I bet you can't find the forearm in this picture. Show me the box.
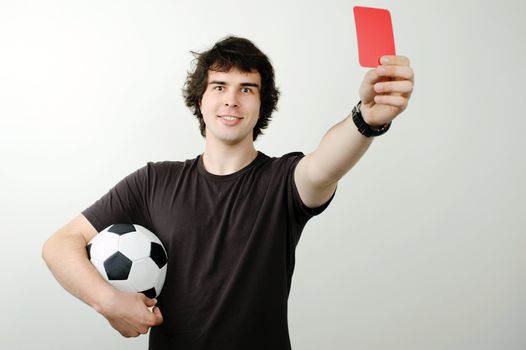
[309,113,373,185]
[42,231,115,313]
[306,54,414,187]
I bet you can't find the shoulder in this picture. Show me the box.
[131,156,199,184]
[146,160,185,172]
[264,151,305,164]
[146,156,199,174]
[247,152,305,186]
[264,151,305,172]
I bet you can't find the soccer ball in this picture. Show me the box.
[86,223,168,298]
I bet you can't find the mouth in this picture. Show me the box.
[218,115,243,121]
[217,115,243,126]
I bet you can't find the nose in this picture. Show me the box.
[224,91,239,108]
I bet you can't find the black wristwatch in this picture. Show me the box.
[352,101,391,137]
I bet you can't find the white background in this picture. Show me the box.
[1,0,525,349]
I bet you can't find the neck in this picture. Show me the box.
[202,138,258,175]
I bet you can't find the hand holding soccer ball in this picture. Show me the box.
[97,287,164,337]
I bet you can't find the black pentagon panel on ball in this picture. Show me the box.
[150,242,168,268]
[141,287,157,299]
[86,243,92,259]
[104,252,133,280]
[108,224,136,235]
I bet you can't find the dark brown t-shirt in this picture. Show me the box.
[82,151,335,349]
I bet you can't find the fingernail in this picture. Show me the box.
[380,56,389,64]
[375,83,384,92]
[377,66,386,74]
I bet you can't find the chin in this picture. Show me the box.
[206,127,253,145]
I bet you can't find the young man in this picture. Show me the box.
[43,36,414,349]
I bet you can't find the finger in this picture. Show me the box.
[122,330,139,338]
[380,55,410,66]
[362,68,381,86]
[145,306,163,327]
[376,65,414,81]
[138,326,150,335]
[152,306,164,325]
[144,297,158,307]
[373,94,407,109]
[374,80,414,94]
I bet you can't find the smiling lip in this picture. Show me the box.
[218,115,243,119]
[218,115,243,126]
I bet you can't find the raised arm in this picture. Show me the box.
[42,214,163,337]
[294,56,414,208]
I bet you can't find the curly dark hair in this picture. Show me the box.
[183,36,280,141]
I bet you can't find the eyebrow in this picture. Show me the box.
[209,80,260,89]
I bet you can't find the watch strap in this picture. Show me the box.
[352,101,391,137]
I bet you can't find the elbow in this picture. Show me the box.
[42,233,59,266]
[41,237,52,265]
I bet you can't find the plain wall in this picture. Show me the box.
[1,0,525,349]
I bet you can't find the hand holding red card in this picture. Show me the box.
[353,7,414,128]
[353,6,396,68]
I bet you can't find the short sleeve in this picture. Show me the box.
[81,164,152,233]
[283,152,336,220]
[281,152,336,246]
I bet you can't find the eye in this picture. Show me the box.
[213,85,224,91]
[241,87,252,93]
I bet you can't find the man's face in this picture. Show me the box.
[199,68,261,146]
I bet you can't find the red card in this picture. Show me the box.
[353,6,396,67]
